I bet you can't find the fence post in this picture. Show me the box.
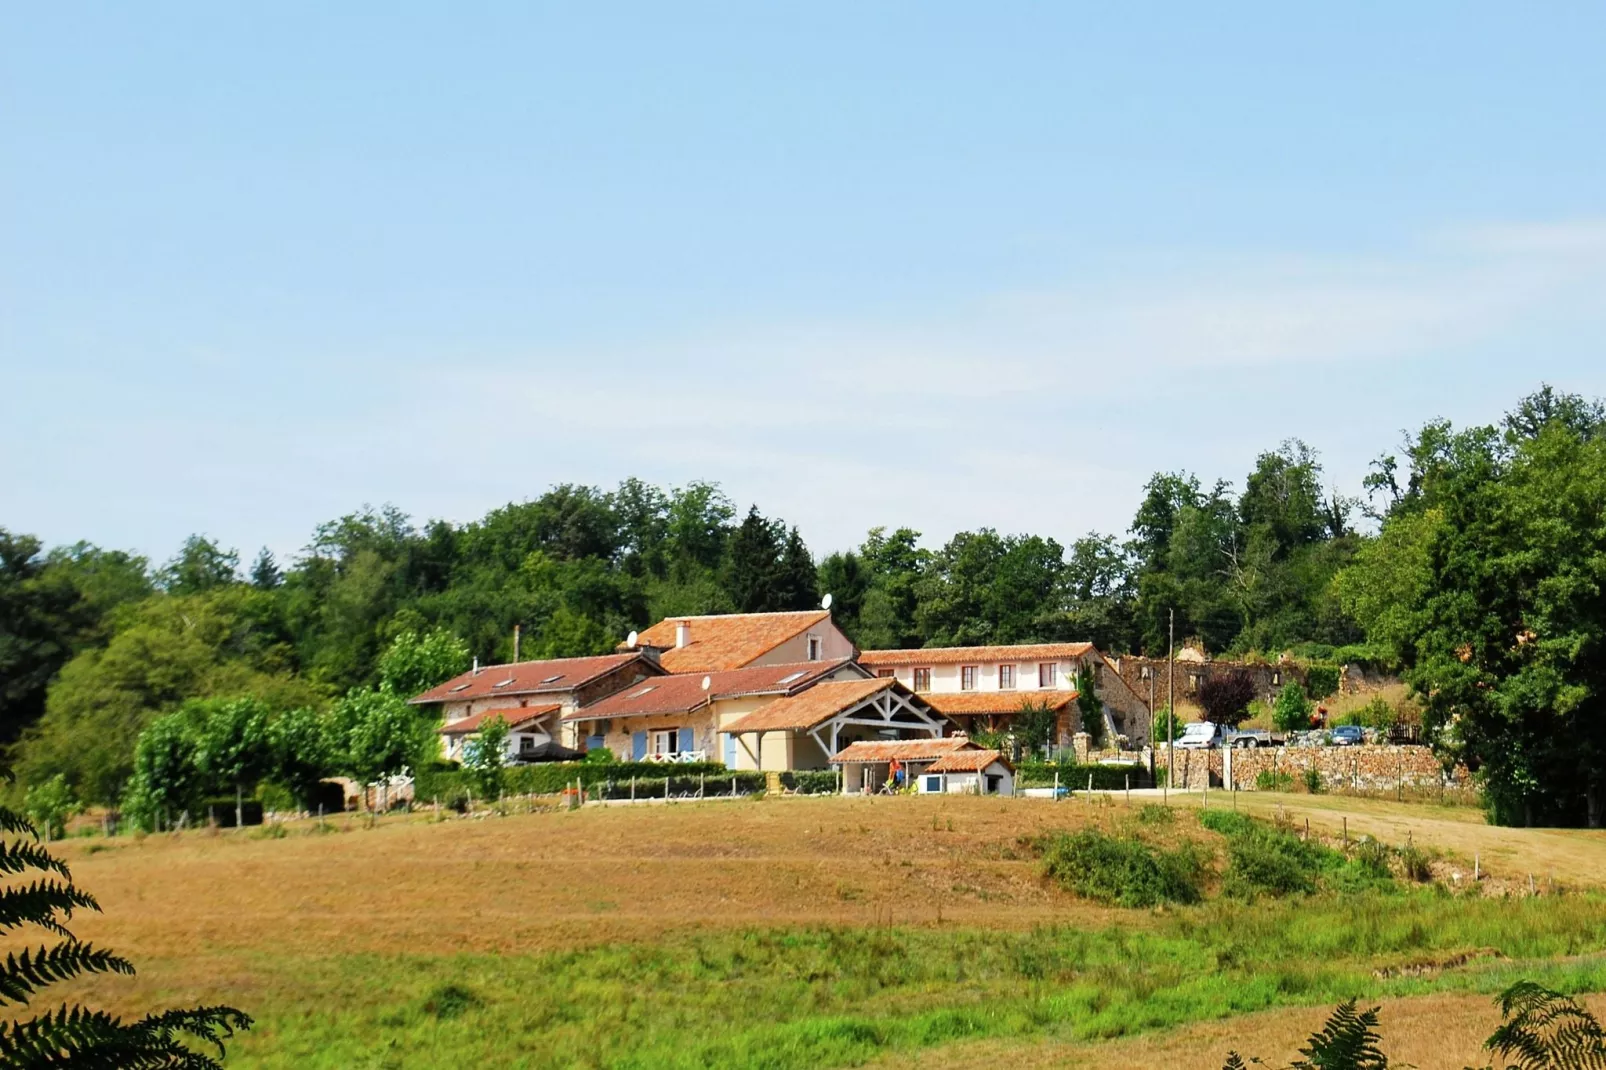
[700,773,705,800]
[1053,770,1059,800]
[630,777,635,802]
[732,774,737,797]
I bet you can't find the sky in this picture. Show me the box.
[5,3,1606,567]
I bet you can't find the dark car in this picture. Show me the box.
[1330,725,1365,747]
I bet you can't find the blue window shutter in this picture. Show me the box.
[678,727,694,753]
[631,731,647,760]
[724,734,736,767]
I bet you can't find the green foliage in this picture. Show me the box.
[123,713,206,831]
[1017,761,1147,791]
[189,696,272,803]
[1343,696,1397,731]
[1075,665,1105,749]
[1304,766,1325,794]
[1012,698,1059,755]
[582,747,616,764]
[1037,828,1205,907]
[1256,769,1295,792]
[22,775,78,840]
[267,706,338,810]
[1153,705,1184,742]
[1305,665,1341,700]
[378,628,470,698]
[1274,682,1314,732]
[779,770,838,794]
[334,688,435,790]
[413,760,734,803]
[157,535,240,595]
[462,715,509,799]
[0,769,251,1066]
[1198,811,1392,899]
[1482,980,1606,1069]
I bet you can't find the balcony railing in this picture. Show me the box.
[641,750,708,764]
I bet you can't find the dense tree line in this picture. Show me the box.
[6,387,1605,826]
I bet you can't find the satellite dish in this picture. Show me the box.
[701,675,712,691]
[626,630,639,648]
[821,593,833,610]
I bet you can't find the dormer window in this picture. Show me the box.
[806,634,822,661]
[629,685,657,698]
[778,671,806,684]
[542,674,564,684]
[492,677,515,688]
[448,682,471,693]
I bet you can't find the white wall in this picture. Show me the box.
[880,657,1089,694]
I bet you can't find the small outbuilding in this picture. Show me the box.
[920,748,1014,796]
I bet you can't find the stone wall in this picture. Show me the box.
[1155,744,1466,792]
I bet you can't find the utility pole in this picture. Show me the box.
[1147,668,1156,782]
[1167,609,1175,793]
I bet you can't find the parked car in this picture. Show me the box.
[1330,725,1365,747]
[1176,722,1274,749]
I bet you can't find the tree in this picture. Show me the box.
[1075,666,1105,749]
[462,715,509,800]
[157,536,240,594]
[1196,669,1257,727]
[1012,697,1059,757]
[123,713,205,832]
[816,550,870,638]
[22,774,79,840]
[721,507,785,613]
[0,769,252,1067]
[773,526,820,611]
[249,547,282,589]
[1273,681,1314,732]
[189,697,272,828]
[267,707,336,811]
[377,628,470,698]
[335,688,433,811]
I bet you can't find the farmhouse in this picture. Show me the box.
[410,651,664,760]
[830,737,1013,796]
[561,658,871,766]
[857,643,1151,745]
[625,609,855,673]
[720,677,954,773]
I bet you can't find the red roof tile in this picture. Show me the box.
[564,660,856,722]
[438,704,561,735]
[831,738,974,763]
[918,691,1076,717]
[925,748,1012,773]
[722,677,896,733]
[410,653,656,705]
[626,611,833,673]
[858,643,1095,667]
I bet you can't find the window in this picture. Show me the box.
[1039,663,1056,688]
[542,674,565,684]
[448,682,471,692]
[1271,671,1281,685]
[492,677,515,688]
[876,668,895,678]
[960,665,978,691]
[1140,666,1152,680]
[651,728,681,756]
[806,634,823,661]
[913,667,932,692]
[777,670,806,684]
[629,685,657,698]
[924,775,942,793]
[1188,674,1200,693]
[998,664,1015,690]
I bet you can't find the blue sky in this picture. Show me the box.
[5,3,1605,565]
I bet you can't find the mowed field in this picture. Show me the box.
[19,792,1606,1068]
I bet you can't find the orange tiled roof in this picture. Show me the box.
[564,660,855,722]
[627,610,832,673]
[438,704,560,735]
[918,691,1076,717]
[722,677,895,733]
[411,653,656,705]
[831,738,974,763]
[858,643,1095,667]
[925,748,1012,773]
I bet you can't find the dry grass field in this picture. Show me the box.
[18,792,1606,1068]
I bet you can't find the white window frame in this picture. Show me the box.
[650,729,680,756]
[960,665,978,691]
[998,664,1015,690]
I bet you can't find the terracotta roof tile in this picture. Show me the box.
[564,660,855,722]
[858,643,1095,668]
[925,748,1012,773]
[918,691,1076,717]
[722,677,896,733]
[627,610,832,673]
[438,704,561,735]
[411,653,656,705]
[831,738,974,763]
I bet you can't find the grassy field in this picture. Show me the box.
[17,792,1606,1068]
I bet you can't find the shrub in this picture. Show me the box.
[1038,829,1205,907]
[1197,670,1258,727]
[1398,844,1434,882]
[583,747,616,764]
[1153,707,1184,742]
[1199,809,1347,900]
[1255,769,1295,792]
[24,774,80,839]
[780,770,838,795]
[1305,665,1341,699]
[1018,761,1147,791]
[1272,682,1313,732]
[1303,766,1324,794]
[1354,696,1397,731]
[1136,804,1174,826]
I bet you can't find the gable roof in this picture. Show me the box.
[831,738,975,764]
[918,691,1076,717]
[627,610,833,673]
[858,643,1096,668]
[925,748,1012,773]
[722,677,896,733]
[563,659,857,722]
[410,653,656,705]
[438,704,561,736]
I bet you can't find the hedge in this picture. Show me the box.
[779,770,839,795]
[1017,762,1150,791]
[413,760,732,804]
[589,772,767,800]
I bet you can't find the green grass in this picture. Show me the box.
[213,891,1606,1069]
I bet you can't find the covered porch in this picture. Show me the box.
[720,678,953,773]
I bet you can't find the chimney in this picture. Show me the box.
[513,624,521,663]
[472,656,480,676]
[676,621,691,649]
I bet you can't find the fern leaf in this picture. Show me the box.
[0,878,102,936]
[1293,999,1389,1070]
[0,808,40,839]
[0,838,71,880]
[0,942,136,1006]
[1223,1053,1251,1070]
[1486,981,1606,1070]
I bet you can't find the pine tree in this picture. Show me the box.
[721,507,784,613]
[248,547,281,589]
[0,771,251,1067]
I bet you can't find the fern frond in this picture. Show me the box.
[0,837,71,880]
[1486,981,1606,1070]
[1292,999,1389,1070]
[0,1002,252,1069]
[1223,1053,1250,1070]
[0,942,136,1006]
[0,806,40,839]
[0,878,102,936]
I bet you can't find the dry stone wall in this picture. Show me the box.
[1155,743,1466,792]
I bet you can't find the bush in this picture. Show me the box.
[1038,829,1205,907]
[588,772,766,800]
[1398,844,1434,882]
[1018,762,1148,791]
[1305,665,1341,700]
[780,770,838,795]
[583,748,616,764]
[24,775,80,839]
[413,760,732,802]
[1199,810,1394,900]
[1273,682,1313,732]
[1255,769,1295,792]
[1303,766,1324,794]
